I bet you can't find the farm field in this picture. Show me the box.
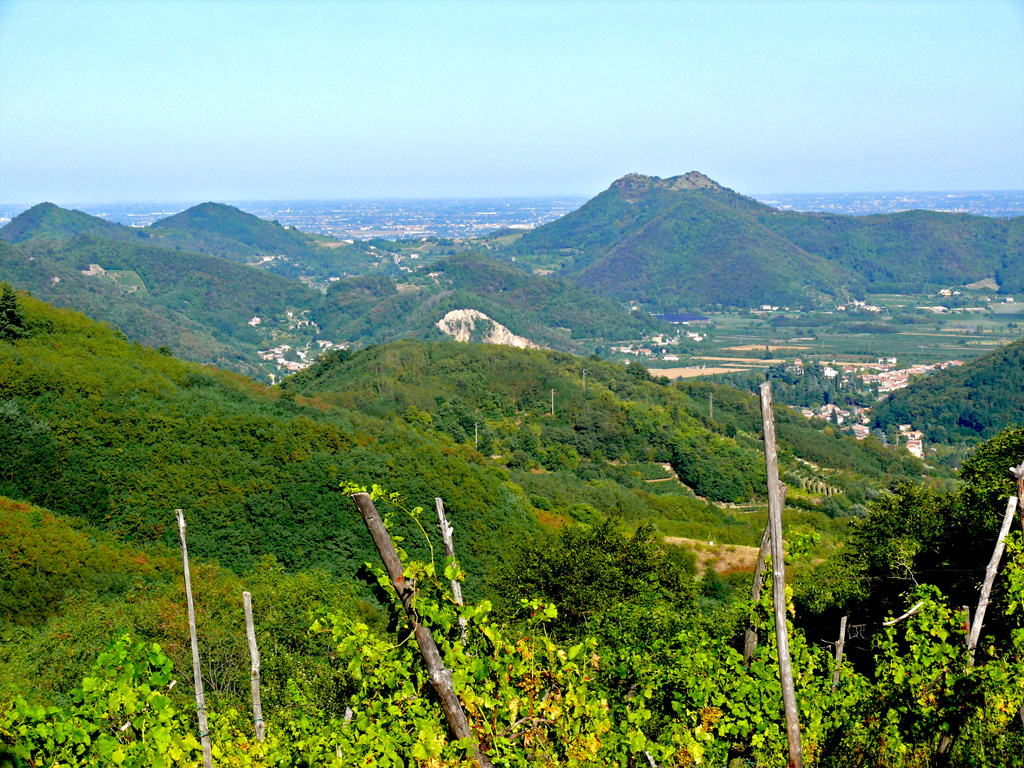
[642,291,1024,377]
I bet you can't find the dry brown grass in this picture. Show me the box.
[663,537,760,574]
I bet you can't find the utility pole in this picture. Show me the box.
[582,369,587,392]
[550,388,554,416]
[709,392,714,421]
[474,422,478,450]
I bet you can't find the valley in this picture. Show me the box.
[2,173,1023,766]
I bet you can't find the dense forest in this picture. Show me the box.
[499,173,1023,309]
[2,274,1024,763]
[873,339,1024,444]
[0,205,668,375]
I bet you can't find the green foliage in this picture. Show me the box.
[499,173,1023,309]
[312,251,664,354]
[873,339,1024,444]
[0,283,26,341]
[0,296,536,588]
[490,520,696,631]
[6,499,1023,766]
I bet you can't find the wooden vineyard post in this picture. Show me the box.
[758,382,804,768]
[242,591,265,741]
[351,492,492,768]
[743,523,771,666]
[1013,461,1024,525]
[743,486,785,667]
[966,494,1019,666]
[831,616,847,688]
[1013,461,1024,727]
[176,510,213,768]
[436,497,468,642]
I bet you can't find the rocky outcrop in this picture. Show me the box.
[436,309,540,349]
[610,172,722,202]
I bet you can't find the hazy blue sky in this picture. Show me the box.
[1,0,1022,203]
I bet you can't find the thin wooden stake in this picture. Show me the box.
[966,495,1018,666]
[758,382,804,768]
[883,600,925,627]
[242,591,264,742]
[176,509,212,768]
[436,497,468,642]
[831,616,847,688]
[352,492,492,768]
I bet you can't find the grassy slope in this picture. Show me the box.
[1,240,258,373]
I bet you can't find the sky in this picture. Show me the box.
[1,0,1022,203]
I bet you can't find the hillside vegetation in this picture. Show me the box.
[873,338,1024,443]
[3,290,1024,766]
[0,293,537,582]
[501,172,1023,309]
[0,201,372,280]
[284,339,927,519]
[313,252,665,353]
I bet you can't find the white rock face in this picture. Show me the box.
[436,309,540,349]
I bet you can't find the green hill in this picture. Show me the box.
[502,172,1023,309]
[0,293,537,583]
[1,201,375,281]
[872,338,1024,443]
[0,202,130,243]
[284,338,928,519]
[1,235,319,376]
[313,251,666,354]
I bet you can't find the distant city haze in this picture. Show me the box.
[1,1,1021,202]
[2,191,1020,241]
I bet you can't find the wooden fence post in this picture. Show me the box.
[966,495,1019,666]
[758,382,804,768]
[743,485,785,667]
[436,497,468,642]
[176,509,213,768]
[1011,461,1024,728]
[831,616,847,688]
[242,591,264,742]
[351,492,492,768]
[743,523,771,667]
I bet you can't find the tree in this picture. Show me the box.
[0,282,26,341]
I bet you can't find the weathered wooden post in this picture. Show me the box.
[436,497,468,642]
[966,495,1019,666]
[831,616,847,688]
[242,591,264,741]
[743,523,771,666]
[176,509,213,768]
[351,492,492,768]
[743,484,786,667]
[758,382,804,768]
[1013,461,1024,524]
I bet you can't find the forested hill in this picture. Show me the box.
[313,251,665,353]
[1,201,365,280]
[873,338,1024,443]
[0,292,537,582]
[0,202,128,242]
[499,172,1023,309]
[283,338,927,510]
[0,235,317,376]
